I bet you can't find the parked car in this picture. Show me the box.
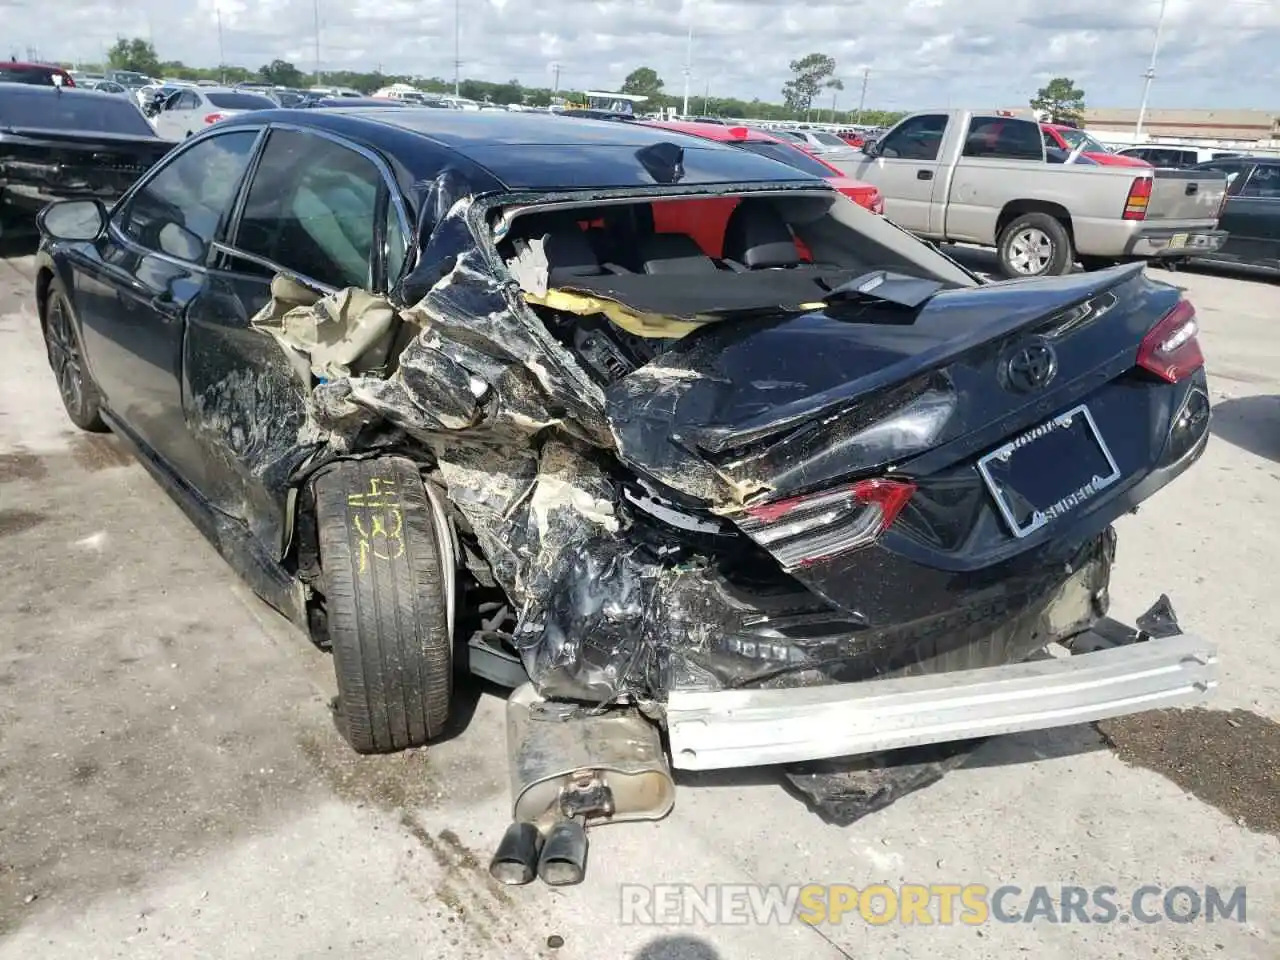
[85,80,129,95]
[850,109,1229,276]
[31,110,1214,885]
[1183,157,1280,272]
[294,96,408,109]
[147,87,278,140]
[772,128,861,162]
[1115,144,1245,168]
[0,61,76,87]
[1040,124,1149,167]
[0,83,170,236]
[641,119,885,213]
[105,70,155,93]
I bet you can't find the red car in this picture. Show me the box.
[0,61,75,87]
[1041,123,1148,167]
[641,120,883,213]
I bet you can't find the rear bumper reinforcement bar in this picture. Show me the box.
[665,631,1217,771]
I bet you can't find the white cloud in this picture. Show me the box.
[5,0,1278,110]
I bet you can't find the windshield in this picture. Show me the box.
[206,92,278,110]
[0,88,154,135]
[738,140,837,178]
[1058,128,1111,153]
[812,132,847,146]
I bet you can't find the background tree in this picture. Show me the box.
[781,52,836,115]
[107,38,161,76]
[1031,77,1086,125]
[489,78,524,105]
[621,66,664,99]
[258,59,306,87]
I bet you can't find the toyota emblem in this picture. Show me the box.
[1003,340,1058,392]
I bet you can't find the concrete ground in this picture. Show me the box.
[0,242,1277,959]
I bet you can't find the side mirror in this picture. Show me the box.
[861,139,879,157]
[38,199,106,242]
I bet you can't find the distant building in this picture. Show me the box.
[998,105,1280,151]
[1083,107,1280,147]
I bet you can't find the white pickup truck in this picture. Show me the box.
[838,109,1229,277]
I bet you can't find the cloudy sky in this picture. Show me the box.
[5,0,1278,110]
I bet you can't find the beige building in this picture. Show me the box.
[1082,107,1280,146]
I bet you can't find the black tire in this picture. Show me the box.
[1079,255,1119,271]
[42,278,108,432]
[997,213,1074,278]
[313,456,453,753]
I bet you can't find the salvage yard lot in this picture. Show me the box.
[1,243,1277,959]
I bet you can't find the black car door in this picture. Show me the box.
[187,124,412,557]
[1194,159,1253,261]
[72,127,264,491]
[1229,162,1280,268]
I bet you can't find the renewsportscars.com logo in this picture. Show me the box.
[619,883,1248,927]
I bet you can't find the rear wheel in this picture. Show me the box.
[313,457,453,753]
[1079,255,1120,271]
[42,279,108,432]
[997,213,1074,278]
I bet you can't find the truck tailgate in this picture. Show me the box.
[1146,169,1226,222]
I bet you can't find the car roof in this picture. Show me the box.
[219,108,826,192]
[0,81,121,100]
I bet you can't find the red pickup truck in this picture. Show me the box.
[1040,123,1149,167]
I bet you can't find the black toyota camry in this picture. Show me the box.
[31,108,1210,760]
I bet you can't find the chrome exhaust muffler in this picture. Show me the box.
[488,683,675,886]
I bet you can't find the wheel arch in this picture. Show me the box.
[996,200,1075,244]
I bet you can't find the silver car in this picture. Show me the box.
[149,86,278,141]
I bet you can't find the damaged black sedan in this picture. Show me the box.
[32,109,1216,885]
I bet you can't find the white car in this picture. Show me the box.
[150,86,278,141]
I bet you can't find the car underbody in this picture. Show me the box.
[136,178,1216,886]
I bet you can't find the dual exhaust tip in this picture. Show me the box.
[490,819,589,887]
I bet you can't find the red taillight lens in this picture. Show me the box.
[739,478,917,570]
[1137,300,1204,383]
[1123,177,1152,221]
[203,112,227,125]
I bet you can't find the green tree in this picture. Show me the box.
[1031,77,1086,125]
[621,66,664,99]
[490,78,524,105]
[259,59,306,87]
[107,38,161,76]
[781,52,836,115]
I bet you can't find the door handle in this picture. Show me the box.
[917,169,933,180]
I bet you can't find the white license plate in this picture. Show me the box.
[1168,233,1189,249]
[976,404,1123,539]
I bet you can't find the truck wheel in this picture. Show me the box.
[313,456,453,753]
[997,213,1074,278]
[42,278,109,432]
[1079,256,1119,271]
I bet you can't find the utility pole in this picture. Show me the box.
[216,7,225,83]
[702,78,710,116]
[681,22,692,116]
[829,87,838,123]
[1134,0,1168,140]
[855,67,869,124]
[313,0,322,84]
[453,0,461,95]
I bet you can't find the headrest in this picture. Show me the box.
[543,230,604,285]
[723,201,800,268]
[637,233,719,275]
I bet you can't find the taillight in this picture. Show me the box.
[1137,299,1204,383]
[1123,177,1152,220]
[869,189,885,215]
[738,478,917,570]
[203,112,227,125]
